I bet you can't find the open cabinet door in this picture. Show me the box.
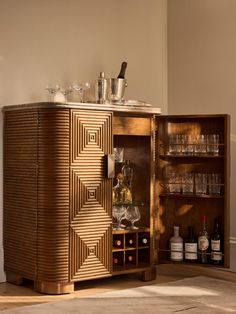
[155,114,230,268]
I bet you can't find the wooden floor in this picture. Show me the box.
[1,264,236,312]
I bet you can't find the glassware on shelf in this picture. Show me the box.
[125,205,141,229]
[182,173,194,194]
[112,205,126,230]
[168,173,181,193]
[207,134,220,155]
[121,160,133,190]
[114,147,124,163]
[46,84,73,102]
[168,134,181,155]
[72,82,91,102]
[181,134,194,155]
[113,173,132,205]
[208,173,221,195]
[195,173,207,194]
[194,134,207,155]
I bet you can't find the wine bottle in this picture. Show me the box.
[211,218,223,265]
[127,255,133,262]
[113,257,119,264]
[114,239,122,247]
[170,226,183,262]
[127,239,134,245]
[198,215,209,263]
[184,226,198,262]
[117,62,127,79]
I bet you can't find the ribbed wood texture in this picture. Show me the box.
[3,110,38,279]
[70,110,113,281]
[37,109,70,282]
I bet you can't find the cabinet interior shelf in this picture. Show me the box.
[158,248,224,256]
[112,227,150,235]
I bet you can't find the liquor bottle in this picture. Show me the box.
[122,160,133,189]
[113,173,132,205]
[198,215,209,263]
[170,226,183,262]
[184,226,198,262]
[117,61,127,79]
[211,218,223,265]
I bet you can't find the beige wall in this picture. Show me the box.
[0,0,167,282]
[168,0,236,268]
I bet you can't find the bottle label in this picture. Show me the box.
[185,243,198,260]
[198,236,209,251]
[211,239,220,251]
[170,243,183,261]
[211,252,223,261]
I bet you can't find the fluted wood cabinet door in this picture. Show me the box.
[70,110,113,281]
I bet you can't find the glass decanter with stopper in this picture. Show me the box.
[113,173,132,205]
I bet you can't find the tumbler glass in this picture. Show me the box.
[195,173,207,194]
[182,173,194,194]
[208,173,221,195]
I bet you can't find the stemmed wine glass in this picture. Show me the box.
[112,206,126,230]
[125,206,141,229]
[72,82,91,102]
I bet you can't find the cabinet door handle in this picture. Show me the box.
[106,154,115,178]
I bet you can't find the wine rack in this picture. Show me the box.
[112,228,150,273]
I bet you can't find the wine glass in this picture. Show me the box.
[72,82,91,102]
[125,206,141,229]
[112,206,126,230]
[46,84,73,102]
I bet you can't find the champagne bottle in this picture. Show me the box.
[170,226,183,261]
[211,218,223,265]
[113,173,132,205]
[184,226,198,262]
[117,62,127,79]
[198,215,209,263]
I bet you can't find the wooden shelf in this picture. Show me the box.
[159,154,224,159]
[159,193,224,199]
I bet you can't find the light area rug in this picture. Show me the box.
[1,276,236,314]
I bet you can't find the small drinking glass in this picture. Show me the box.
[114,147,124,163]
[208,173,221,195]
[207,134,220,155]
[194,135,207,155]
[169,173,181,193]
[195,173,207,194]
[168,134,181,155]
[125,206,141,229]
[182,173,194,194]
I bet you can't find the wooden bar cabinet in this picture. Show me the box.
[2,102,230,294]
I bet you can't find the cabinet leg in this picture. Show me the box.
[6,271,23,285]
[34,280,74,295]
[141,267,157,281]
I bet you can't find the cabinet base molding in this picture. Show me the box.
[34,280,74,295]
[141,267,157,281]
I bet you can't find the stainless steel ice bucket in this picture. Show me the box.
[108,78,128,101]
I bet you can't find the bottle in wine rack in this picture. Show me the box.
[170,226,183,262]
[184,226,198,262]
[198,215,209,264]
[113,257,119,265]
[114,239,122,248]
[139,234,149,246]
[211,218,223,265]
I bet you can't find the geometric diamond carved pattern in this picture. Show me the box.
[71,226,112,281]
[70,110,113,281]
[71,111,112,164]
